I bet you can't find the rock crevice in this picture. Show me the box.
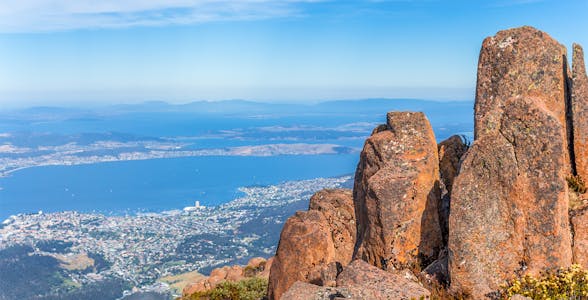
[565,53,577,176]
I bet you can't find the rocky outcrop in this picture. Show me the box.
[473,26,571,170]
[265,25,588,300]
[449,26,573,298]
[353,112,442,270]
[319,262,343,287]
[573,43,588,181]
[438,135,469,196]
[308,189,357,264]
[281,260,430,300]
[280,282,356,300]
[336,260,430,300]
[267,210,333,300]
[182,257,273,296]
[572,206,588,268]
[267,189,355,300]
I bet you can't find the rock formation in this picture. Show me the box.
[437,135,469,244]
[573,43,588,181]
[280,260,430,300]
[280,282,356,300]
[473,26,571,169]
[255,25,588,300]
[438,135,469,196]
[182,257,273,296]
[308,189,357,264]
[335,260,430,300]
[267,189,355,300]
[572,206,588,269]
[449,26,574,298]
[353,112,442,270]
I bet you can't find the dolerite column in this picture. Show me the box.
[572,43,588,182]
[449,26,572,298]
[353,111,442,271]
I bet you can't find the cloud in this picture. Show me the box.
[487,0,545,7]
[0,0,322,33]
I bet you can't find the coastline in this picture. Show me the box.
[0,143,359,178]
[0,175,352,298]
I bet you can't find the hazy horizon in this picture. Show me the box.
[0,87,476,109]
[0,0,587,107]
[0,96,476,111]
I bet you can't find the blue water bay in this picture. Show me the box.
[0,154,358,220]
[0,99,474,221]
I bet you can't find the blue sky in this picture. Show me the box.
[0,0,587,107]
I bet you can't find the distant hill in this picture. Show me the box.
[6,98,471,115]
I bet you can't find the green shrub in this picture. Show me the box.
[501,264,588,299]
[242,261,266,278]
[184,277,268,300]
[568,175,587,194]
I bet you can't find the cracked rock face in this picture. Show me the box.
[335,260,430,300]
[474,27,571,172]
[281,260,430,300]
[280,282,357,300]
[353,112,442,271]
[572,206,588,269]
[267,189,355,300]
[448,26,573,299]
[573,43,588,181]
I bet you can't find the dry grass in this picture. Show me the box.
[160,270,206,294]
[53,252,94,271]
[569,190,587,211]
[568,175,587,194]
[568,175,587,211]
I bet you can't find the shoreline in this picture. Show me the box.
[0,144,360,178]
[0,174,354,223]
[0,175,352,293]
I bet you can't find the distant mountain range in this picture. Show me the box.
[2,98,472,117]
